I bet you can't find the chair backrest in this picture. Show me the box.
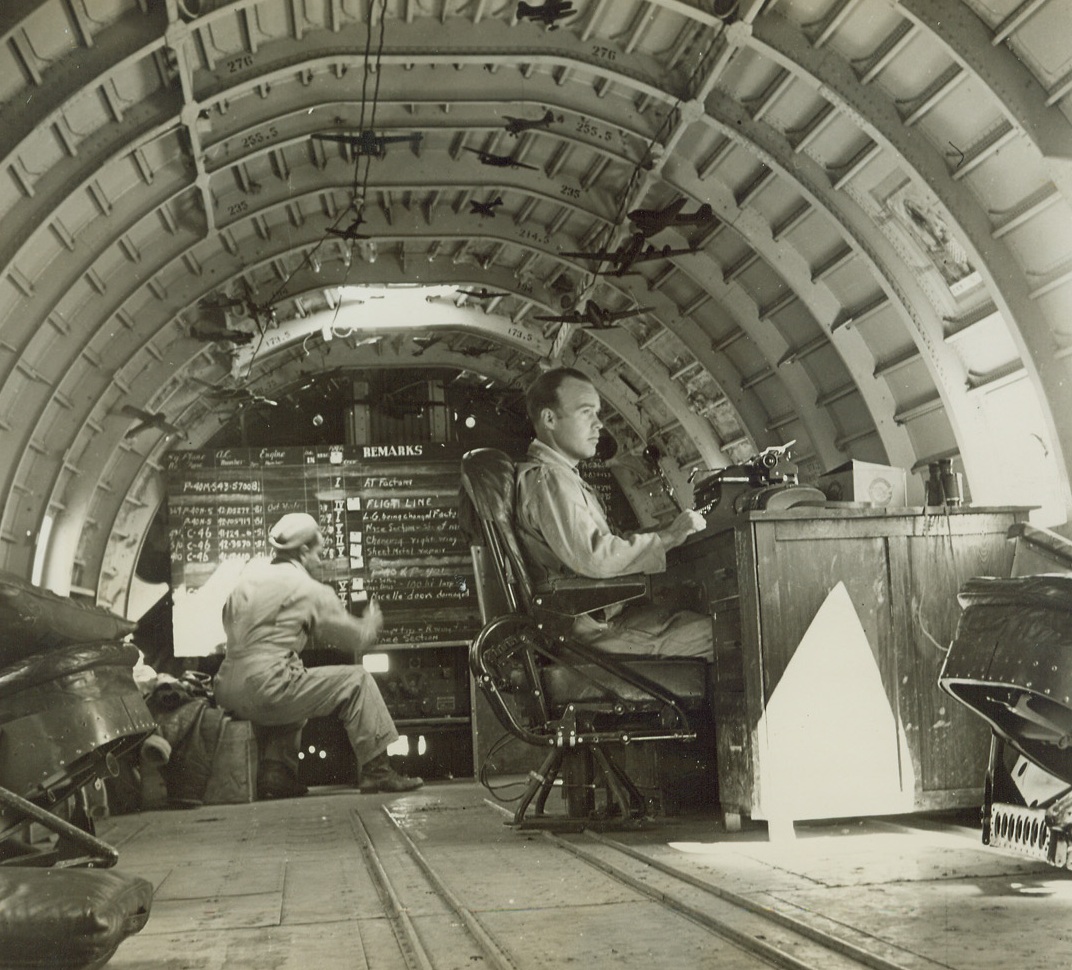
[459,448,535,616]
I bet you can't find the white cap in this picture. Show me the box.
[268,512,321,551]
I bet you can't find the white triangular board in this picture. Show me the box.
[755,581,914,821]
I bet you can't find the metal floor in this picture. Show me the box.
[97,781,1072,970]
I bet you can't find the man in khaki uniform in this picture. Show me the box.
[214,512,422,798]
[516,367,713,659]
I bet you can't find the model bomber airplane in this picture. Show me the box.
[457,287,510,300]
[188,326,256,345]
[561,231,696,277]
[503,109,561,136]
[461,146,540,171]
[628,197,715,237]
[311,130,423,159]
[516,1,576,28]
[534,300,653,330]
[469,197,504,218]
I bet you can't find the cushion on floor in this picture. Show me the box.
[0,867,153,970]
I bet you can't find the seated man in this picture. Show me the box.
[515,367,713,659]
[214,513,422,798]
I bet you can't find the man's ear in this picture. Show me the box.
[540,406,556,427]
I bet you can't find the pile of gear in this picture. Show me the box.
[0,571,156,969]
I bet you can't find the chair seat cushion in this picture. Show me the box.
[543,658,707,710]
[0,867,153,970]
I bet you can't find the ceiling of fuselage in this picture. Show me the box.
[3,0,1072,606]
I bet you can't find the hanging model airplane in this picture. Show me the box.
[326,218,371,242]
[191,377,278,407]
[198,281,277,329]
[516,0,576,28]
[461,146,539,171]
[311,130,423,159]
[561,231,697,277]
[410,335,442,358]
[456,287,510,300]
[188,325,256,345]
[469,197,504,218]
[628,197,715,237]
[118,405,186,440]
[534,300,653,330]
[503,109,561,136]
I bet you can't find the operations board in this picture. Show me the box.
[164,442,481,655]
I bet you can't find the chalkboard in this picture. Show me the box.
[165,443,481,656]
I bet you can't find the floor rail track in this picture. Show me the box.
[379,805,522,970]
[535,824,951,970]
[349,807,437,970]
[581,829,922,970]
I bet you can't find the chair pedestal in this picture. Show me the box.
[510,743,651,829]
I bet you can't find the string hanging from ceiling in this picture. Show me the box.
[235,0,391,383]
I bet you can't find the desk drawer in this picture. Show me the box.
[712,602,743,692]
[705,565,739,606]
[670,531,739,604]
[712,601,741,643]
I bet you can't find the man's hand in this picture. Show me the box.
[315,599,385,652]
[659,509,707,550]
[356,599,384,643]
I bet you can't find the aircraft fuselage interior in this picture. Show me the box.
[4,2,1072,968]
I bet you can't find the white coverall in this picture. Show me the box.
[214,558,397,771]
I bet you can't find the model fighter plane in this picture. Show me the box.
[198,281,277,329]
[326,217,371,242]
[534,300,653,330]
[516,1,576,28]
[190,377,278,407]
[503,109,561,136]
[469,197,504,218]
[628,197,715,237]
[461,146,539,171]
[118,405,186,440]
[561,231,697,277]
[311,130,423,159]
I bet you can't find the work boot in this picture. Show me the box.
[257,761,309,800]
[358,752,423,794]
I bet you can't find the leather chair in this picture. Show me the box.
[459,448,709,827]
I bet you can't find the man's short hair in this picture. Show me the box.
[525,367,592,426]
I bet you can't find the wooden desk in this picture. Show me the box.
[661,506,1030,831]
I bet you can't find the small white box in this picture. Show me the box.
[817,460,907,507]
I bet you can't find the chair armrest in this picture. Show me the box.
[532,574,649,618]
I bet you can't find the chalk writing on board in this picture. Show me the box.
[166,443,482,647]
